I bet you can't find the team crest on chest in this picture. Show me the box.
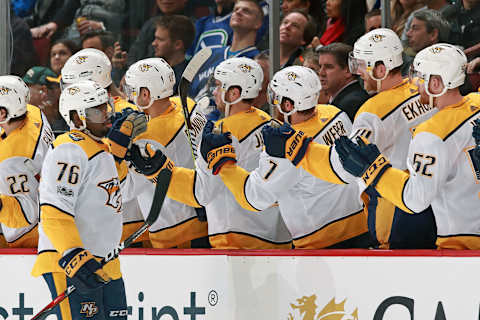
[98,177,122,213]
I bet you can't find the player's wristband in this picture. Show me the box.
[361,154,391,187]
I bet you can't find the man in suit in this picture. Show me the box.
[317,42,370,120]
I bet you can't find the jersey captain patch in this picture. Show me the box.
[98,177,122,213]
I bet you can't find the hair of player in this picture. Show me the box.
[0,107,27,123]
[316,42,353,70]
[154,14,196,51]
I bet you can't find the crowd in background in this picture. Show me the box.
[2,0,480,249]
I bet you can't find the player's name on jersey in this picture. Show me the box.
[322,119,347,146]
[401,99,434,122]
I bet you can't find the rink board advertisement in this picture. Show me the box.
[1,250,480,320]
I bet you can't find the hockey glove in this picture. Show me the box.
[261,122,313,166]
[335,136,391,187]
[472,119,480,161]
[59,248,111,292]
[107,108,148,161]
[200,121,236,175]
[128,143,174,179]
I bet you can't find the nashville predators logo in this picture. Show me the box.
[67,86,80,95]
[98,177,122,213]
[239,63,252,73]
[287,72,298,81]
[429,46,444,54]
[80,302,98,317]
[369,34,386,43]
[75,56,88,64]
[288,295,358,320]
[0,86,11,95]
[139,64,153,72]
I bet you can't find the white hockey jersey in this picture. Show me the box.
[0,105,53,247]
[133,96,208,248]
[220,106,366,248]
[168,107,292,249]
[32,130,133,278]
[375,93,480,249]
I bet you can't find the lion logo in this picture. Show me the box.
[75,56,88,64]
[0,86,11,95]
[67,86,80,95]
[288,295,358,320]
[369,34,386,43]
[287,72,298,81]
[239,63,252,73]
[98,177,122,213]
[139,64,153,72]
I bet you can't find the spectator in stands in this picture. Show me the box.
[279,10,316,67]
[365,9,382,32]
[22,66,54,107]
[406,9,450,54]
[317,43,369,120]
[187,0,235,57]
[30,0,126,41]
[152,15,195,94]
[401,0,452,45]
[316,0,366,47]
[253,51,271,112]
[127,0,193,66]
[391,0,425,36]
[190,0,264,101]
[22,66,68,135]
[48,39,79,75]
[443,0,480,55]
[80,30,127,86]
[281,0,326,35]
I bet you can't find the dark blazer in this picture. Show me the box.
[330,80,369,121]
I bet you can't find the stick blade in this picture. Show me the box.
[182,47,213,82]
[146,168,172,225]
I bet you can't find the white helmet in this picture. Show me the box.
[268,66,321,119]
[0,75,28,124]
[410,43,467,98]
[349,28,403,89]
[61,48,112,89]
[214,57,263,116]
[59,80,109,130]
[124,58,175,109]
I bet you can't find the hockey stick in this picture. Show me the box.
[31,169,172,320]
[179,47,213,167]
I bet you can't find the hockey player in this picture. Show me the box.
[130,57,292,249]
[123,57,209,248]
[262,28,438,249]
[335,43,480,249]
[61,48,149,246]
[0,75,54,247]
[32,80,143,319]
[202,66,369,248]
